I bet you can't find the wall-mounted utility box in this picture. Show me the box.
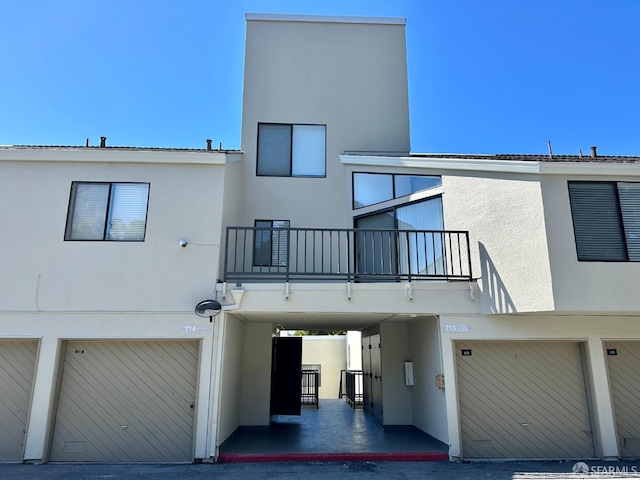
[404,361,414,386]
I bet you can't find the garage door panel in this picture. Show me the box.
[50,340,198,462]
[457,341,594,458]
[605,342,640,459]
[0,340,38,462]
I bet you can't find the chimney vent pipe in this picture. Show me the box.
[100,137,106,148]
[206,139,212,151]
[590,146,597,158]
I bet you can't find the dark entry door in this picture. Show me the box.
[362,336,372,417]
[362,333,383,425]
[370,334,384,425]
[270,336,302,416]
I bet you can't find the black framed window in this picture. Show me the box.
[353,173,441,209]
[65,182,150,241]
[257,123,326,177]
[568,181,640,261]
[254,220,290,266]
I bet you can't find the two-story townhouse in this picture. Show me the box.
[213,13,640,462]
[0,144,241,462]
[2,12,639,465]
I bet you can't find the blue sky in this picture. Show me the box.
[1,0,639,155]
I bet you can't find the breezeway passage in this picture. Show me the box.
[49,340,199,462]
[218,399,448,462]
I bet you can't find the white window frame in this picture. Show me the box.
[64,182,150,241]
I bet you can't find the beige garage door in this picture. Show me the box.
[0,340,38,461]
[605,341,640,458]
[50,340,199,462]
[456,341,594,458]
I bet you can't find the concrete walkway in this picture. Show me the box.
[0,460,639,479]
[218,398,448,462]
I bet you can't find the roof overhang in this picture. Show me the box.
[0,148,230,165]
[340,154,640,177]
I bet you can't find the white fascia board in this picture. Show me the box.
[340,154,541,174]
[0,149,228,166]
[246,13,406,25]
[341,154,640,177]
[538,162,640,176]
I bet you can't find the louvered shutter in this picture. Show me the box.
[618,182,640,261]
[568,182,627,261]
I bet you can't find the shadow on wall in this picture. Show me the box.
[478,242,517,314]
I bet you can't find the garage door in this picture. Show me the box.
[0,340,38,462]
[50,340,199,462]
[456,341,594,458]
[605,341,640,458]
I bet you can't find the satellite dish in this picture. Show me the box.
[195,300,222,320]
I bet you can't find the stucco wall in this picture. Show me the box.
[380,322,413,425]
[301,335,346,399]
[240,17,410,230]
[442,174,554,314]
[541,175,640,312]
[0,157,225,312]
[239,322,273,426]
[408,317,448,443]
[217,314,245,445]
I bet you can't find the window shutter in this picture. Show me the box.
[272,220,290,267]
[67,183,110,240]
[254,220,273,266]
[292,125,325,177]
[257,124,292,176]
[618,182,640,261]
[106,183,149,241]
[568,182,627,261]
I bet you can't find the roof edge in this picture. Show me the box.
[245,13,406,26]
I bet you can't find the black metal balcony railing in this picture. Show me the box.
[224,226,472,283]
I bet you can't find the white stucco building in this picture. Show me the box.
[1,13,639,463]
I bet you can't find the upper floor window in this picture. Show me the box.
[65,182,150,241]
[568,181,640,261]
[353,173,441,209]
[257,123,326,177]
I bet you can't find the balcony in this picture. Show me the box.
[224,226,472,283]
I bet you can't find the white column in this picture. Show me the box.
[440,323,460,459]
[23,336,59,462]
[587,338,619,459]
[192,325,215,460]
[208,313,227,459]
